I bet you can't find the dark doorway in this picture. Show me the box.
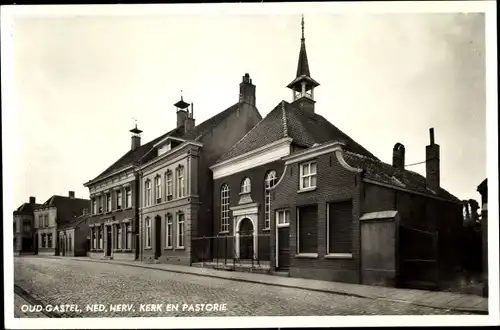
[277,227,290,270]
[106,227,112,256]
[61,238,65,256]
[239,218,254,260]
[154,216,162,259]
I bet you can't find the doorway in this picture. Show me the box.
[277,226,290,270]
[106,227,112,256]
[239,218,254,260]
[154,216,162,259]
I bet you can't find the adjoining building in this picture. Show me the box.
[477,178,488,297]
[58,209,91,257]
[34,191,90,256]
[13,197,40,255]
[209,16,463,290]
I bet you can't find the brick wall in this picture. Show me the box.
[271,152,362,284]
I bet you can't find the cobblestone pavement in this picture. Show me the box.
[14,257,472,317]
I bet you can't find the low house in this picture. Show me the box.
[34,191,90,256]
[58,210,91,257]
[13,197,40,255]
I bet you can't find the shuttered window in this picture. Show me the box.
[327,200,353,254]
[297,205,318,254]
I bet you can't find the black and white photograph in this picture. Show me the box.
[2,1,498,328]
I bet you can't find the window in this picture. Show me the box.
[47,234,52,248]
[23,221,31,233]
[177,213,185,248]
[126,223,132,249]
[299,161,317,190]
[44,214,49,228]
[116,190,122,210]
[155,176,162,203]
[145,180,152,207]
[106,193,112,212]
[125,187,132,208]
[166,171,173,201]
[166,214,173,248]
[92,228,96,249]
[68,235,72,252]
[220,184,230,232]
[276,210,290,226]
[38,215,43,228]
[41,234,46,248]
[327,201,353,254]
[92,198,97,214]
[98,227,103,249]
[264,171,278,229]
[117,225,122,249]
[177,166,185,198]
[145,218,151,248]
[241,177,251,194]
[98,196,103,213]
[297,205,318,254]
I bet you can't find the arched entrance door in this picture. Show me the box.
[239,218,254,260]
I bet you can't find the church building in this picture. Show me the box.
[210,16,463,290]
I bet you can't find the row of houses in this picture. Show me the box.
[14,17,474,290]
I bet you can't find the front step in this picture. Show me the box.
[273,271,290,278]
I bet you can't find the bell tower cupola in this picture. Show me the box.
[286,15,320,114]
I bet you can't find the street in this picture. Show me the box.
[14,256,471,317]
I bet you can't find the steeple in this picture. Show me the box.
[129,119,142,150]
[287,15,320,114]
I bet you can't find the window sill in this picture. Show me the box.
[262,228,271,232]
[175,246,185,250]
[144,247,152,250]
[115,208,123,212]
[295,253,318,259]
[325,253,353,259]
[164,247,173,250]
[297,187,317,194]
[105,211,112,214]
[219,231,230,235]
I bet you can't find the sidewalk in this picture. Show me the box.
[40,255,488,314]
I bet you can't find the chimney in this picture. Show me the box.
[184,103,196,132]
[425,128,440,191]
[29,196,36,204]
[175,96,190,129]
[392,143,405,170]
[69,191,75,199]
[239,73,256,106]
[129,124,143,150]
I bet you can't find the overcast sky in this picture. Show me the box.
[3,5,488,212]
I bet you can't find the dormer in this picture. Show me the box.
[155,136,185,157]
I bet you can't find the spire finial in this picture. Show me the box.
[301,14,305,40]
[132,117,137,129]
[181,90,183,101]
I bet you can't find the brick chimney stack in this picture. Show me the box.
[392,143,405,170]
[239,73,256,106]
[29,196,36,204]
[184,103,196,132]
[425,128,440,192]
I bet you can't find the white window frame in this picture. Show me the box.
[155,176,162,203]
[165,214,173,248]
[166,171,173,199]
[106,192,112,212]
[92,198,97,214]
[241,177,251,194]
[126,223,132,250]
[125,187,132,208]
[276,209,290,227]
[176,213,185,248]
[220,184,230,233]
[177,166,185,198]
[116,190,122,210]
[99,227,103,249]
[145,218,151,248]
[145,180,152,207]
[264,171,278,229]
[299,161,317,190]
[117,225,122,249]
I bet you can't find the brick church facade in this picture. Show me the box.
[210,16,463,289]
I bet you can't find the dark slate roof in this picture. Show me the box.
[13,202,41,216]
[36,195,91,225]
[477,178,487,192]
[296,38,310,78]
[217,100,376,163]
[343,151,461,203]
[59,213,89,230]
[89,103,243,183]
